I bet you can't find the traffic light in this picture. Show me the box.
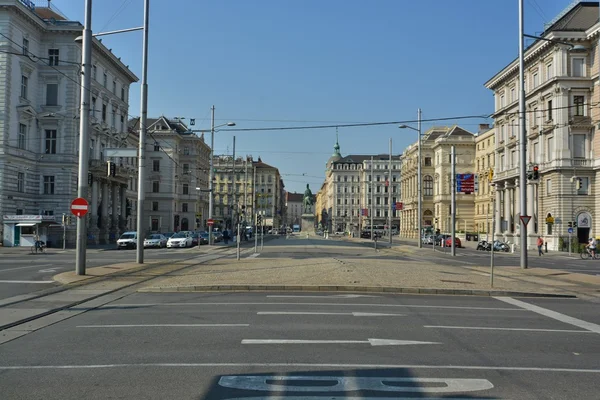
[107,161,116,177]
[88,172,93,185]
[573,221,578,228]
[257,215,262,224]
[568,221,572,228]
[67,215,72,224]
[576,178,583,190]
[532,165,539,180]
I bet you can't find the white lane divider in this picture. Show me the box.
[0,280,54,284]
[424,325,593,333]
[77,324,249,328]
[0,264,53,273]
[241,338,440,346]
[258,312,404,317]
[495,296,600,334]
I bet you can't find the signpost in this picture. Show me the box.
[207,219,214,226]
[568,227,573,256]
[70,197,89,218]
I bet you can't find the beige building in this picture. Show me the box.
[400,126,476,238]
[284,192,304,227]
[474,124,496,238]
[213,156,284,231]
[485,1,599,250]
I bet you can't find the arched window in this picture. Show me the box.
[423,175,434,196]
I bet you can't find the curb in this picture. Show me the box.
[137,284,576,298]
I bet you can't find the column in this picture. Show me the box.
[120,185,127,231]
[495,189,501,237]
[514,179,520,237]
[504,184,511,235]
[111,184,118,229]
[527,183,535,248]
[100,181,109,243]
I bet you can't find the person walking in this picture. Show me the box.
[537,236,544,256]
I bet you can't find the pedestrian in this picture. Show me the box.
[537,236,544,256]
[223,230,230,245]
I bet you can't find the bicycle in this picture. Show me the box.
[30,240,46,254]
[579,248,599,260]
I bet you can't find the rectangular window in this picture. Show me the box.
[546,179,552,196]
[120,115,125,132]
[43,176,55,194]
[573,96,584,116]
[46,83,58,106]
[152,201,159,211]
[500,94,505,108]
[111,108,116,128]
[546,63,553,80]
[17,172,24,193]
[500,154,505,171]
[424,157,432,166]
[20,75,28,99]
[182,203,188,212]
[18,123,26,150]
[510,87,515,102]
[183,184,189,195]
[572,57,584,77]
[92,65,97,80]
[546,100,552,121]
[572,134,586,158]
[113,80,117,94]
[154,143,160,151]
[103,72,108,87]
[152,159,160,172]
[183,164,190,174]
[102,104,107,122]
[183,146,190,155]
[533,72,538,88]
[48,49,59,66]
[22,38,29,55]
[45,129,57,154]
[121,86,125,101]
[152,181,159,193]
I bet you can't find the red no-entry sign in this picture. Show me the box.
[207,219,214,226]
[71,197,89,217]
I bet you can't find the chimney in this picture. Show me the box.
[478,123,490,133]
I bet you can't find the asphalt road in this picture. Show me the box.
[1,291,599,399]
[0,245,212,301]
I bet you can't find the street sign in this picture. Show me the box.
[546,216,555,224]
[396,202,403,210]
[568,227,574,234]
[70,197,89,217]
[519,215,531,226]
[456,173,476,194]
[207,219,214,226]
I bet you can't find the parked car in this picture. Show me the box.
[190,232,199,246]
[422,235,434,245]
[167,232,193,248]
[117,231,137,249]
[213,231,223,242]
[361,231,372,239]
[162,232,175,239]
[143,233,167,248]
[198,232,209,245]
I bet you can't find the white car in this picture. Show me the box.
[144,234,167,248]
[117,231,137,249]
[167,232,192,248]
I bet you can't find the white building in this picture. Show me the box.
[0,1,138,247]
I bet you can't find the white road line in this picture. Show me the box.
[76,324,249,328]
[258,312,404,317]
[495,296,600,334]
[424,325,593,333]
[0,264,53,273]
[241,339,441,346]
[0,280,55,284]
[1,363,599,373]
[109,302,525,311]
[267,294,379,298]
[248,253,260,258]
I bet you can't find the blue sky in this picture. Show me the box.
[51,0,575,193]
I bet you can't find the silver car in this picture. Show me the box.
[144,234,167,248]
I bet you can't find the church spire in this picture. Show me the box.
[332,128,341,157]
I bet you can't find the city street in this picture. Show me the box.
[0,245,213,302]
[0,291,599,399]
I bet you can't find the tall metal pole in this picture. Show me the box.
[253,165,257,253]
[233,136,240,259]
[208,106,215,246]
[370,156,374,244]
[232,136,236,232]
[518,0,528,268]
[451,145,456,257]
[135,0,149,264]
[388,138,392,244]
[75,0,92,275]
[491,186,496,287]
[417,108,423,248]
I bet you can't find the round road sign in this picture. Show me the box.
[71,197,89,217]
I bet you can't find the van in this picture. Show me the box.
[117,231,137,249]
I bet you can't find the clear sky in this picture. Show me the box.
[50,0,575,193]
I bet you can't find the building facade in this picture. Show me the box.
[485,1,599,250]
[130,116,210,234]
[473,124,496,239]
[284,192,303,228]
[399,126,476,238]
[0,1,138,246]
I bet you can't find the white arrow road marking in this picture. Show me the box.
[38,268,58,273]
[267,294,379,298]
[77,324,249,328]
[0,264,53,273]
[248,253,260,258]
[241,339,440,346]
[257,312,404,317]
[0,280,55,284]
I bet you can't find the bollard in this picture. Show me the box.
[545,242,548,253]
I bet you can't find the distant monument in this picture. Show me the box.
[301,184,315,233]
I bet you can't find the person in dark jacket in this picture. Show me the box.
[222,230,231,244]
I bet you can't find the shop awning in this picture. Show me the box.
[16,223,37,227]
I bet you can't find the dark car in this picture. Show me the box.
[198,232,209,245]
[191,232,199,246]
[360,231,372,239]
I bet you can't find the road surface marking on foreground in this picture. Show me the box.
[424,325,593,333]
[267,294,379,298]
[109,302,526,311]
[248,253,260,258]
[241,339,440,346]
[495,297,600,334]
[224,398,489,400]
[0,264,53,273]
[1,362,600,373]
[76,324,249,328]
[258,312,404,317]
[0,280,55,284]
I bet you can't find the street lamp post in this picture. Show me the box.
[399,108,422,247]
